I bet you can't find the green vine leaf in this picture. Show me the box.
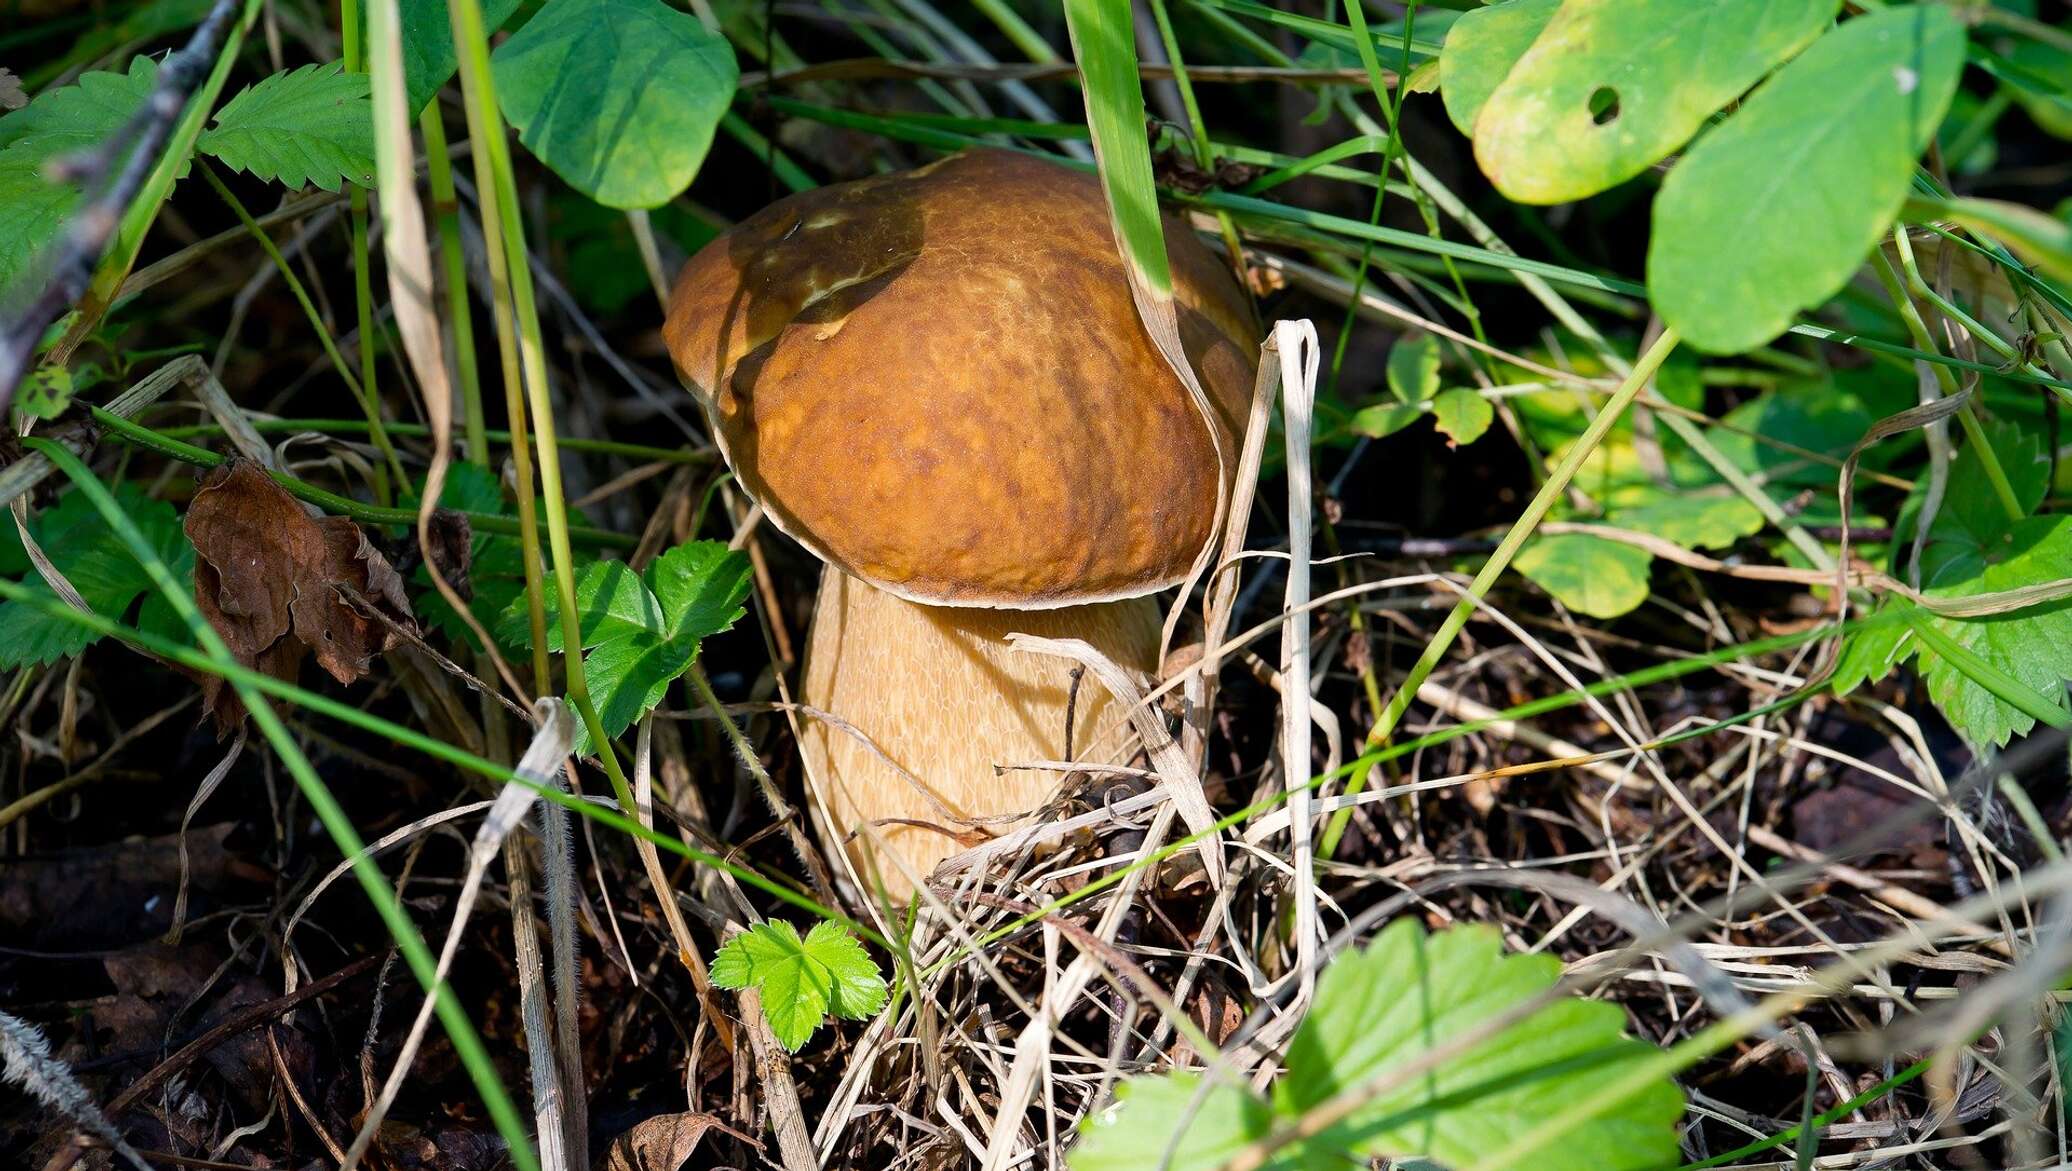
[1515,532,1653,619]
[1433,387,1494,446]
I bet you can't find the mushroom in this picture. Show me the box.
[663,149,1258,899]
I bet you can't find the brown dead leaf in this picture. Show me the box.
[184,460,415,728]
[599,1111,745,1171]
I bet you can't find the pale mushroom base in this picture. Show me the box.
[797,566,1161,901]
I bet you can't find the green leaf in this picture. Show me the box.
[1440,0,1560,136]
[1916,515,2072,746]
[1610,491,1764,550]
[501,540,750,752]
[2003,31,2072,140]
[16,365,76,421]
[381,0,526,114]
[1277,920,1682,1171]
[409,464,537,650]
[710,920,885,1052]
[1070,1073,1284,1171]
[0,58,161,296]
[1432,387,1494,446]
[1832,599,1916,696]
[1472,0,1837,204]
[490,0,737,209]
[1387,332,1441,404]
[0,483,194,669]
[1349,401,1425,439]
[200,62,376,192]
[1647,5,1966,353]
[1515,532,1653,619]
[1062,0,1172,301]
[1937,418,2047,556]
[806,921,890,1020]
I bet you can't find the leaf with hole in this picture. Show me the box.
[1648,5,1965,353]
[491,0,737,209]
[200,62,376,192]
[1472,0,1838,204]
[1440,0,1560,136]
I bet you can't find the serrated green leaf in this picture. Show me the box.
[1440,0,1560,136]
[804,921,889,1019]
[1648,5,1966,353]
[1277,920,1682,1171]
[649,540,752,643]
[1515,532,1653,619]
[490,0,737,209]
[1832,599,1916,696]
[1432,387,1494,446]
[1071,1072,1285,1171]
[1387,332,1441,404]
[0,484,194,669]
[1916,515,2072,746]
[200,62,375,192]
[1917,418,2047,586]
[518,559,666,651]
[1473,0,1838,204]
[711,920,884,1053]
[0,58,163,297]
[409,464,536,650]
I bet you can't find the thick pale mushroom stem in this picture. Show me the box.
[799,566,1160,899]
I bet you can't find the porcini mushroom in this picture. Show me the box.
[663,149,1257,899]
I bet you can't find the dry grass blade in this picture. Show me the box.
[1271,319,1323,1001]
[338,699,574,1170]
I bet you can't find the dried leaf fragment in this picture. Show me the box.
[184,460,415,727]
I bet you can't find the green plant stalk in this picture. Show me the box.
[441,0,637,807]
[86,406,637,548]
[1678,1058,1930,1170]
[157,418,709,464]
[1145,0,1248,285]
[441,0,552,690]
[340,0,388,511]
[419,106,488,469]
[0,576,875,944]
[1871,245,2026,525]
[969,0,1061,63]
[20,439,542,1169]
[198,161,410,494]
[1892,216,2063,386]
[1318,328,1683,858]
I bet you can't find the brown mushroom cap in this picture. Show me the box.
[662,148,1260,608]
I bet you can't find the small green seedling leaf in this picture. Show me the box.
[1648,4,1966,353]
[1610,491,1764,550]
[200,62,376,192]
[1515,532,1653,619]
[1349,401,1424,440]
[499,539,750,752]
[710,920,887,1052]
[1387,332,1441,404]
[0,483,195,669]
[491,0,738,209]
[1472,0,1838,204]
[1440,0,1560,136]
[1432,387,1494,446]
[1073,920,1682,1171]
